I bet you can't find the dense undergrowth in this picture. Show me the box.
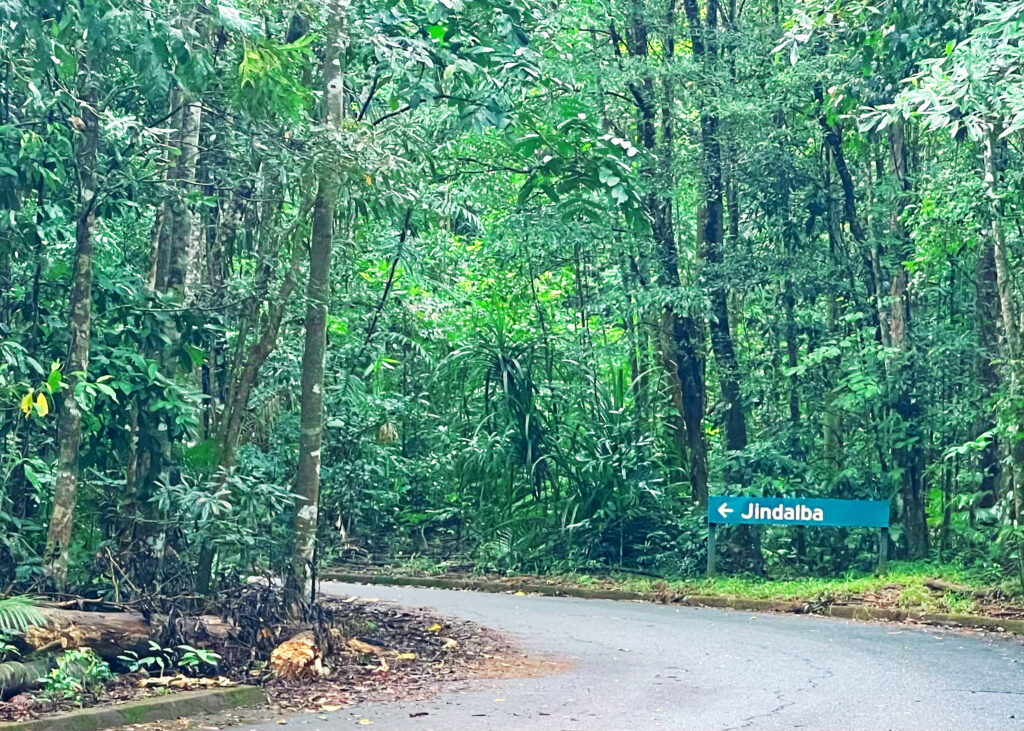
[5,0,1024,610]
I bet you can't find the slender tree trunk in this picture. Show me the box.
[671,313,708,502]
[815,88,886,346]
[774,146,801,449]
[887,121,928,558]
[682,0,761,569]
[976,242,1001,507]
[659,312,691,487]
[286,185,333,613]
[985,132,1024,521]
[153,88,182,293]
[822,150,845,475]
[618,0,708,503]
[285,17,344,616]
[166,101,202,301]
[218,242,307,468]
[46,62,99,589]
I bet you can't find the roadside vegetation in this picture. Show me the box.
[341,558,1018,617]
[5,0,1024,720]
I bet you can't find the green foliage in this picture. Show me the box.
[119,641,220,677]
[2,0,1024,601]
[39,649,113,705]
[0,597,44,634]
[175,645,221,675]
[118,642,175,678]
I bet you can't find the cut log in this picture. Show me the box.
[21,608,231,660]
[270,631,324,679]
[27,608,154,659]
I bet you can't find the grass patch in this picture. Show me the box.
[566,562,1001,614]
[342,557,1016,617]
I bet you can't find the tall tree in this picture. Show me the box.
[285,10,344,615]
[46,6,101,588]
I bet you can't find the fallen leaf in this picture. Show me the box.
[359,719,373,725]
[427,623,442,633]
[441,638,458,649]
[320,704,343,712]
[395,652,417,660]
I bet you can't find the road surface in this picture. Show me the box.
[240,581,1024,730]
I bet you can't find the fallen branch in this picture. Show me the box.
[924,578,993,599]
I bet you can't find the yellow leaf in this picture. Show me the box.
[20,392,32,417]
[395,652,417,660]
[427,623,442,633]
[320,704,343,712]
[35,393,48,417]
[359,719,373,725]
[441,637,458,650]
[364,174,373,186]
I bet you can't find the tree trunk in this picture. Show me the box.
[166,101,202,301]
[45,61,99,590]
[783,279,800,431]
[822,150,845,475]
[148,88,181,292]
[285,20,344,616]
[682,0,761,569]
[217,191,315,470]
[286,185,335,616]
[671,312,708,503]
[976,242,1001,507]
[985,132,1024,521]
[619,0,708,503]
[22,608,231,660]
[659,312,701,492]
[0,658,53,700]
[887,121,928,559]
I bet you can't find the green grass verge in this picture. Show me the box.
[355,558,1014,616]
[568,562,998,614]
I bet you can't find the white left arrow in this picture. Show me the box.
[717,503,734,519]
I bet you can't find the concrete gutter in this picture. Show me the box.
[321,571,1024,635]
[0,685,266,731]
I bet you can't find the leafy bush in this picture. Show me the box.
[39,649,113,705]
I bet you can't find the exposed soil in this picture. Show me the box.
[0,592,551,727]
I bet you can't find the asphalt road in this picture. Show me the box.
[239,581,1024,730]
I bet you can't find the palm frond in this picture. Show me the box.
[0,598,46,634]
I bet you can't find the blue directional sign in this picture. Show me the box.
[708,496,889,528]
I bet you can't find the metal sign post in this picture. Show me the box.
[707,496,890,577]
